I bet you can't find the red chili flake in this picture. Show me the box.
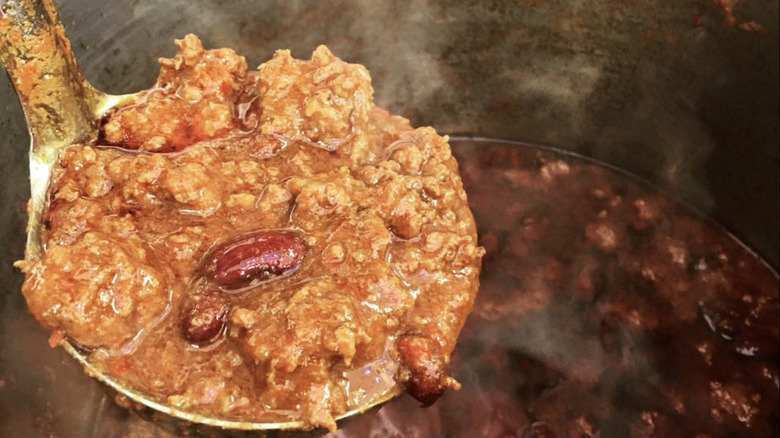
[321,73,339,84]
[111,359,132,377]
[220,81,231,95]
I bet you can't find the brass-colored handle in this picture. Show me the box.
[1,0,106,261]
[2,0,136,261]
[0,0,100,154]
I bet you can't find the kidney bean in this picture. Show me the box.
[181,292,229,346]
[203,230,306,290]
[395,333,453,406]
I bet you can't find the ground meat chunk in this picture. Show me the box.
[45,197,107,245]
[102,34,249,152]
[231,279,370,372]
[258,45,373,149]
[287,170,360,231]
[20,232,171,348]
[162,162,223,215]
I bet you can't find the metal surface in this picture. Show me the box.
[1,0,778,437]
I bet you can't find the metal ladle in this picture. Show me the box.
[0,0,399,434]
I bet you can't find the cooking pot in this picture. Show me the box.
[1,1,777,437]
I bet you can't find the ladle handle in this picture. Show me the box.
[0,0,100,149]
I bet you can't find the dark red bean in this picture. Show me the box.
[203,230,306,290]
[181,293,229,346]
[395,333,451,406]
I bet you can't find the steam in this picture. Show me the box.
[335,0,449,120]
[496,55,603,147]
